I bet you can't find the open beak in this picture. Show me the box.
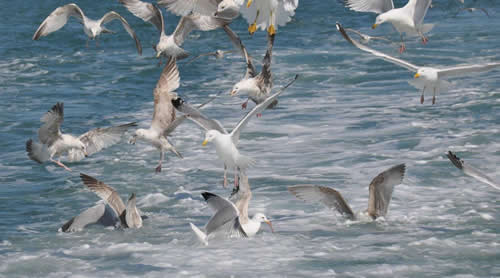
[230,90,237,96]
[372,23,378,29]
[265,220,274,233]
[246,0,253,8]
[414,73,420,78]
[202,139,208,146]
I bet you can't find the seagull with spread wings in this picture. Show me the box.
[241,0,298,35]
[343,0,433,53]
[337,23,500,104]
[225,25,276,112]
[289,164,406,221]
[158,0,243,20]
[33,3,142,54]
[447,151,499,191]
[119,0,230,63]
[173,74,298,187]
[129,57,183,173]
[26,102,136,171]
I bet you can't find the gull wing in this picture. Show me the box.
[288,185,355,220]
[68,122,137,161]
[32,3,85,40]
[336,23,419,72]
[230,74,298,144]
[158,0,220,17]
[201,192,246,237]
[173,13,230,46]
[125,193,143,228]
[223,25,257,79]
[231,174,252,224]
[80,173,126,224]
[408,0,432,26]
[367,164,406,218]
[437,63,500,79]
[171,95,227,134]
[257,33,275,91]
[152,57,179,135]
[119,0,164,32]
[344,0,394,14]
[60,204,106,232]
[99,11,142,55]
[38,102,64,147]
[447,151,500,191]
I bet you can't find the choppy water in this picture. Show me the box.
[1,0,499,277]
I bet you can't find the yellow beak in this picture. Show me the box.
[230,90,237,96]
[202,140,208,146]
[265,220,274,233]
[372,23,378,29]
[156,51,161,58]
[246,0,253,8]
[414,73,420,78]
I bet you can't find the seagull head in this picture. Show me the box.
[414,67,437,83]
[215,0,238,18]
[130,129,147,144]
[75,141,88,157]
[372,14,387,29]
[230,79,254,96]
[202,130,219,146]
[253,213,274,233]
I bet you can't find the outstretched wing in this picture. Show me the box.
[173,13,230,46]
[60,204,106,233]
[33,3,85,40]
[38,102,64,147]
[409,0,432,26]
[343,0,394,14]
[223,25,257,79]
[437,63,500,79]
[119,0,164,32]
[336,23,419,72]
[257,33,275,91]
[99,11,142,55]
[288,185,355,220]
[230,74,298,144]
[201,192,245,237]
[152,57,179,135]
[367,164,406,218]
[80,173,126,222]
[158,0,220,17]
[447,151,500,191]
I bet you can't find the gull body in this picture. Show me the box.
[337,23,500,104]
[288,164,406,221]
[33,3,142,54]
[26,102,136,171]
[242,0,298,35]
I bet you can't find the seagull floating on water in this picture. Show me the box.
[33,3,142,54]
[447,151,500,191]
[288,164,406,221]
[26,102,136,171]
[337,23,500,104]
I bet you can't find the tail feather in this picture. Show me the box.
[26,139,49,164]
[169,145,183,159]
[190,223,208,245]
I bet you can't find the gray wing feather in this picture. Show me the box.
[152,58,179,134]
[447,151,500,190]
[33,3,85,40]
[99,11,142,55]
[60,204,106,232]
[38,102,64,146]
[437,63,500,79]
[158,0,219,17]
[344,0,394,14]
[367,164,405,218]
[257,33,275,91]
[173,14,229,46]
[411,0,432,26]
[223,25,257,79]
[119,0,164,32]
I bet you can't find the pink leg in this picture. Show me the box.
[399,43,406,54]
[256,113,262,118]
[420,86,426,104]
[241,99,249,109]
[51,159,72,172]
[421,36,428,45]
[155,151,163,173]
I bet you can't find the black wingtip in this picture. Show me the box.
[79,173,97,185]
[60,217,75,233]
[201,192,217,201]
[447,151,464,170]
[171,96,184,109]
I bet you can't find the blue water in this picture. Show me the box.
[1,0,499,276]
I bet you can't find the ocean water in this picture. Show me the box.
[1,0,499,277]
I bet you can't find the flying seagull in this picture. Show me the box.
[241,0,298,35]
[33,3,142,54]
[158,0,243,20]
[337,23,500,104]
[129,57,183,173]
[174,74,298,187]
[119,0,230,62]
[458,7,490,18]
[447,151,499,191]
[343,0,433,53]
[185,49,235,65]
[26,102,136,171]
[190,192,248,245]
[225,25,275,112]
[289,164,406,221]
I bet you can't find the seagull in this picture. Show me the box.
[190,192,248,245]
[79,173,143,228]
[185,49,235,65]
[241,0,298,35]
[343,0,433,53]
[225,25,275,112]
[129,57,183,173]
[447,151,500,191]
[32,3,142,54]
[344,28,393,44]
[26,102,136,171]
[60,203,118,232]
[229,173,273,236]
[458,7,490,18]
[174,74,298,187]
[288,164,406,221]
[119,0,230,62]
[158,0,243,20]
[337,23,500,104]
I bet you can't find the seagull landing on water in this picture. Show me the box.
[288,164,406,221]
[337,23,500,104]
[224,25,275,113]
[26,102,136,172]
[242,0,298,35]
[119,0,230,64]
[32,3,142,54]
[129,57,183,173]
[343,0,433,53]
[174,74,298,188]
